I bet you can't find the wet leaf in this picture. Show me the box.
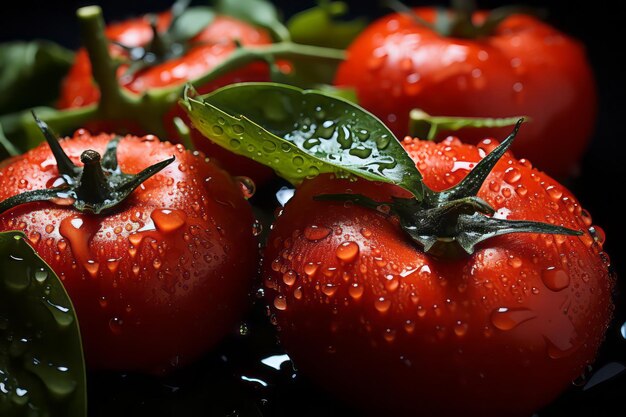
[287,1,367,49]
[181,82,423,199]
[0,41,73,115]
[0,231,86,417]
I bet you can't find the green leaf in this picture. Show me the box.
[287,1,367,49]
[168,6,216,43]
[0,41,74,115]
[181,82,424,199]
[214,0,290,42]
[0,231,86,417]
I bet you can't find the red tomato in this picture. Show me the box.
[263,136,612,416]
[58,12,274,183]
[334,8,597,178]
[0,130,258,374]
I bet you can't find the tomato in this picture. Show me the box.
[263,136,612,416]
[334,8,597,178]
[0,128,259,374]
[58,11,274,183]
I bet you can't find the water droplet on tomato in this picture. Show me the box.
[84,260,99,278]
[490,307,536,331]
[348,283,363,300]
[304,225,331,241]
[546,185,563,200]
[454,321,468,337]
[542,267,570,292]
[151,208,187,233]
[109,317,123,334]
[282,270,297,286]
[234,176,256,199]
[503,167,521,184]
[322,283,338,297]
[335,241,359,262]
[274,295,287,311]
[303,262,318,277]
[375,297,391,313]
[589,225,606,245]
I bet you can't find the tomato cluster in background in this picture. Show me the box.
[1,0,625,416]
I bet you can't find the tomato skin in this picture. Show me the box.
[263,137,612,416]
[58,12,274,183]
[334,9,597,178]
[0,131,258,374]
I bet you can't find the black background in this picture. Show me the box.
[1,1,626,416]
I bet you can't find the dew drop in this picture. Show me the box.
[490,307,536,331]
[252,220,263,237]
[282,270,297,286]
[234,176,256,199]
[321,283,338,297]
[348,283,363,299]
[151,209,187,233]
[304,225,331,241]
[454,321,468,337]
[542,267,570,291]
[335,241,359,262]
[503,167,521,184]
[375,297,391,313]
[109,317,123,334]
[274,295,287,311]
[303,262,318,277]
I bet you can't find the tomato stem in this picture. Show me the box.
[409,109,526,141]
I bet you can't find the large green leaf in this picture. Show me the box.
[0,231,86,417]
[215,0,290,41]
[181,82,423,199]
[287,1,367,49]
[0,41,74,115]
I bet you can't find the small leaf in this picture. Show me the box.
[0,41,74,114]
[181,82,423,199]
[0,231,86,417]
[287,1,367,49]
[168,6,216,43]
[215,0,290,41]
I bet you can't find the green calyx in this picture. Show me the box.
[114,0,216,79]
[181,83,581,258]
[387,0,542,39]
[317,120,580,257]
[0,113,174,215]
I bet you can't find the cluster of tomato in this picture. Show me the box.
[0,1,615,416]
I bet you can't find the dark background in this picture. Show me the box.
[2,0,626,416]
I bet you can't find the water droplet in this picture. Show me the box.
[348,283,363,299]
[454,321,468,337]
[84,260,99,278]
[542,267,570,291]
[503,167,521,184]
[335,241,359,262]
[589,225,606,245]
[252,220,263,236]
[304,262,318,277]
[490,307,536,331]
[282,270,297,286]
[212,125,224,135]
[292,156,304,166]
[274,295,287,311]
[151,209,187,233]
[349,146,372,159]
[580,209,593,227]
[109,317,123,334]
[546,186,563,200]
[304,225,331,241]
[375,297,391,313]
[34,269,48,283]
[321,283,338,297]
[234,176,256,199]
[232,124,244,134]
[43,299,73,327]
[307,165,320,178]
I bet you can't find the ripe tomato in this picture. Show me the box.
[334,8,597,178]
[0,129,258,374]
[263,136,613,416]
[58,11,274,183]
